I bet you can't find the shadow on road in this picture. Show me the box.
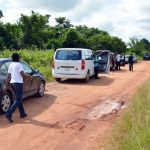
[60,76,114,86]
[111,68,128,73]
[0,93,58,128]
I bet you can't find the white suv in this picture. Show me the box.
[52,48,95,82]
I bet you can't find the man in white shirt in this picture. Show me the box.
[4,53,32,123]
[115,53,121,70]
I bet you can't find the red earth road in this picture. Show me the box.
[0,61,150,150]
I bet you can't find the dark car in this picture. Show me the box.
[0,58,46,113]
[143,53,150,60]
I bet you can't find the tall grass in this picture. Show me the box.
[0,49,55,81]
[112,79,150,150]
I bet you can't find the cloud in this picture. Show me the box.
[0,0,4,4]
[1,0,150,42]
[109,0,150,41]
[7,0,80,12]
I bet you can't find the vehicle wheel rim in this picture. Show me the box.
[39,82,45,96]
[1,94,11,112]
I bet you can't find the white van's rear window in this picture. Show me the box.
[55,50,81,60]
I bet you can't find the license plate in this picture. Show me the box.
[65,68,70,71]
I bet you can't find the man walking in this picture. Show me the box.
[3,53,32,123]
[128,54,134,71]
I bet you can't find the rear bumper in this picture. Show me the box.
[52,70,87,79]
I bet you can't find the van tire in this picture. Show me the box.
[84,71,90,82]
[55,78,61,82]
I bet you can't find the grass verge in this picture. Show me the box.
[112,79,150,150]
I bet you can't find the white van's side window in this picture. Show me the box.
[88,51,94,60]
[84,51,93,60]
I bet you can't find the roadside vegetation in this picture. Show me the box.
[0,49,54,81]
[112,79,150,149]
[0,10,150,81]
[0,10,150,57]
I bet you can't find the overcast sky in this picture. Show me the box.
[1,0,150,42]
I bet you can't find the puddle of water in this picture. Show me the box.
[85,98,125,120]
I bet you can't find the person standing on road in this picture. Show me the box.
[93,55,99,79]
[115,53,121,70]
[128,54,134,71]
[3,53,32,123]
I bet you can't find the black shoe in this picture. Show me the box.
[95,77,100,79]
[20,113,27,118]
[5,114,13,123]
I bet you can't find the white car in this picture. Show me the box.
[52,48,95,82]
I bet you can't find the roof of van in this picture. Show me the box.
[56,48,92,51]
[95,50,111,52]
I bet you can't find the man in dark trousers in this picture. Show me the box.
[94,56,99,79]
[128,54,134,71]
[3,53,32,123]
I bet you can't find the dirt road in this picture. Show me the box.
[0,61,150,150]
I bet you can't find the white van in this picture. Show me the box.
[52,48,95,82]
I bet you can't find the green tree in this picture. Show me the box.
[19,10,50,48]
[47,38,62,49]
[76,25,108,38]
[55,17,73,29]
[128,37,150,56]
[140,38,150,52]
[88,34,112,51]
[62,29,88,48]
[110,36,126,54]
[0,23,7,50]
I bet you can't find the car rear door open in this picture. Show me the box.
[96,50,111,74]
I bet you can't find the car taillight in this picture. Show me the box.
[81,59,85,70]
[52,59,54,68]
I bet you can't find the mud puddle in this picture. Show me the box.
[85,97,126,120]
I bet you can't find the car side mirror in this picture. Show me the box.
[34,69,39,73]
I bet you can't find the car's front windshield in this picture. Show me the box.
[0,63,5,76]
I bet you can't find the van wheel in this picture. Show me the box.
[55,78,61,82]
[84,71,90,82]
